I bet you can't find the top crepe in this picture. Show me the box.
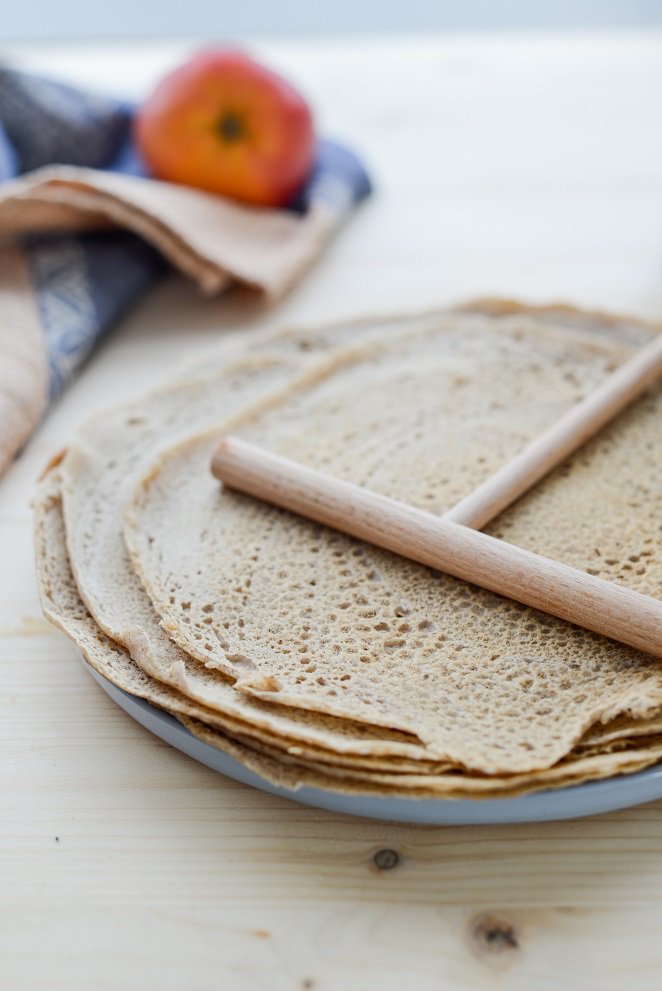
[122,303,662,774]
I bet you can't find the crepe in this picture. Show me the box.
[35,300,662,798]
[34,462,662,798]
[182,716,662,799]
[124,305,662,775]
[34,472,444,776]
[57,315,458,761]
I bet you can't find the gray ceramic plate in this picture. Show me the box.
[88,666,662,825]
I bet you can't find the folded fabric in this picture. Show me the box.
[0,67,371,478]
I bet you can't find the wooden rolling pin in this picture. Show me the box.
[212,436,662,660]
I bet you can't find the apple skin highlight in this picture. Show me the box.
[135,49,315,208]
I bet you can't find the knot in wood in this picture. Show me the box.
[373,848,400,871]
[469,912,519,955]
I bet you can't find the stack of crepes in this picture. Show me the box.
[34,300,662,799]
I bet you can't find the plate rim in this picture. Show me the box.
[87,664,662,825]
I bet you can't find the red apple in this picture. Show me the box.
[135,49,315,208]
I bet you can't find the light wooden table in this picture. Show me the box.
[2,32,662,991]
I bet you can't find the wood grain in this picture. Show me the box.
[212,436,662,658]
[3,31,662,991]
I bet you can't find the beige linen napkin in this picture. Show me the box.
[0,67,371,478]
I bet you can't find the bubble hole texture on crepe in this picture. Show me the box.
[36,461,662,798]
[34,468,437,793]
[60,307,439,649]
[36,463,629,794]
[125,306,662,775]
[38,463,662,778]
[38,301,662,795]
[35,468,461,776]
[59,313,463,761]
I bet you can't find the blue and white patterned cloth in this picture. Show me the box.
[0,67,372,402]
